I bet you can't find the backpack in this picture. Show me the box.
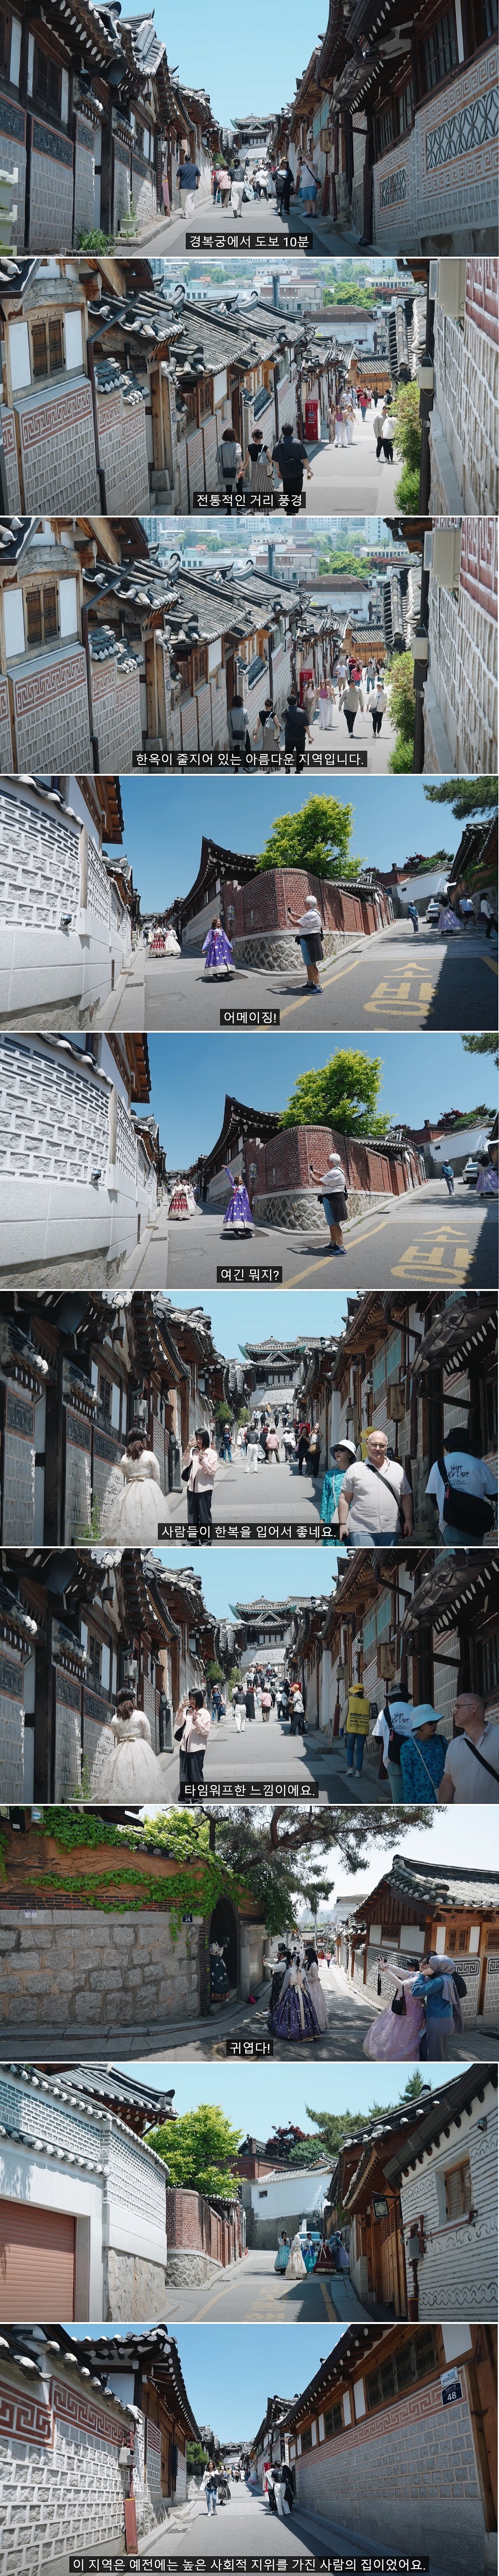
[437,1455,495,1537]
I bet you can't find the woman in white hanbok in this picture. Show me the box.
[105,1438,165,1545]
[287,2230,308,2280]
[303,1949,329,2031]
[94,1691,170,1802]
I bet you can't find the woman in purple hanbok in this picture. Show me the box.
[270,1959,320,2043]
[222,1166,253,1235]
[363,1957,426,2063]
[202,915,235,977]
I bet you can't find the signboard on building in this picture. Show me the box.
[441,2369,463,2405]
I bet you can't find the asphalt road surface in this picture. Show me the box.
[157,1704,388,1801]
[161,1445,325,1531]
[306,411,398,510]
[113,917,498,1034]
[148,2477,390,2564]
[155,1177,499,1292]
[142,199,325,250]
[165,2244,373,2325]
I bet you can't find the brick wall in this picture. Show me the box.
[113,138,131,229]
[0,96,27,248]
[16,379,98,512]
[373,46,498,252]
[165,2185,241,2267]
[90,654,142,769]
[0,677,14,773]
[73,116,96,241]
[10,647,91,774]
[0,1907,204,2034]
[0,785,81,928]
[96,386,149,512]
[131,153,155,228]
[431,295,498,515]
[426,528,497,773]
[293,2375,485,2574]
[0,408,21,511]
[64,1406,92,1539]
[0,2363,136,2575]
[28,118,74,251]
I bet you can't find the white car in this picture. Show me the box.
[426,897,442,923]
[463,1156,480,1184]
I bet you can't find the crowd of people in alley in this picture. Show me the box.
[225,651,389,769]
[164,145,329,227]
[265,1939,331,2043]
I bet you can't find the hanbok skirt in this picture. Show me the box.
[169,1187,190,1219]
[223,1182,253,1231]
[211,1955,230,1996]
[363,1987,425,2062]
[270,1984,320,2041]
[274,2243,290,2272]
[96,1738,170,1802]
[203,926,234,970]
[305,1971,329,2031]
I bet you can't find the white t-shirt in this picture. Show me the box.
[442,1727,499,1803]
[426,1452,497,1532]
[372,1697,438,1761]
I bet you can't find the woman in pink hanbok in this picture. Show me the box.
[363,1957,426,2063]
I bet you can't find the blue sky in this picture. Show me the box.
[119,775,463,913]
[115,2059,470,2132]
[157,1546,344,1614]
[162,1288,349,1350]
[150,2,325,128]
[67,2324,344,2433]
[147,1031,493,1168]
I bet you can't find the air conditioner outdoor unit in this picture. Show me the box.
[429,524,462,590]
[436,257,467,321]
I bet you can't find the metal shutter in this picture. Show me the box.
[0,2202,76,2319]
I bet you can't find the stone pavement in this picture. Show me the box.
[157,1703,387,1802]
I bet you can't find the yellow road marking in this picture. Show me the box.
[278,951,364,1023]
[285,1219,391,1285]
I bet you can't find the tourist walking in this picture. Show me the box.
[253,700,281,757]
[217,428,243,493]
[245,1426,260,1473]
[371,679,387,735]
[413,1958,464,2061]
[107,1435,165,1544]
[372,1685,416,1806]
[296,1421,310,1474]
[425,1427,497,1541]
[366,656,376,693]
[303,1948,329,2029]
[341,1679,371,1780]
[311,1145,348,1253]
[202,915,235,978]
[272,423,311,498]
[399,1707,447,1803]
[340,678,364,735]
[176,153,201,218]
[240,429,274,495]
[269,1957,320,2041]
[338,1427,413,1542]
[373,403,384,458]
[232,1683,246,1732]
[203,2466,218,2515]
[381,406,395,461]
[283,692,313,767]
[438,1689,499,1802]
[175,1687,211,1786]
[320,1437,357,1540]
[363,1961,427,2062]
[274,2231,290,2272]
[287,2230,308,2279]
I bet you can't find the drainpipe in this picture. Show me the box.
[81,603,100,772]
[87,335,108,513]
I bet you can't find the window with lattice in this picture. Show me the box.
[300,2424,313,2453]
[457,1927,468,1951]
[421,7,457,91]
[375,104,394,152]
[366,2329,438,2410]
[397,78,414,131]
[25,585,58,648]
[31,316,64,381]
[487,1926,499,1948]
[447,1929,457,1951]
[444,2157,472,2219]
[324,2402,343,2438]
[34,40,62,118]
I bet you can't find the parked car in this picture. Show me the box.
[426,898,442,923]
[463,1156,480,1184]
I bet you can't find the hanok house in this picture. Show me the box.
[0,2325,199,2565]
[83,260,301,513]
[166,831,396,976]
[301,0,498,253]
[0,1289,222,1546]
[422,514,498,774]
[0,1812,270,2041]
[331,1290,498,1535]
[0,2059,245,2319]
[0,1543,216,1798]
[0,0,163,257]
[281,2324,497,2574]
[189,1091,425,1235]
[328,2065,498,2324]
[0,2059,176,2320]
[82,531,307,764]
[401,1544,499,1734]
[0,1029,163,1286]
[0,772,138,1030]
[337,1849,499,2034]
[313,1544,499,1762]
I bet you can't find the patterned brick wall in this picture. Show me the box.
[432,294,497,514]
[426,528,497,772]
[90,655,142,770]
[373,46,498,250]
[131,155,155,227]
[0,1038,111,1184]
[28,118,74,251]
[10,647,91,775]
[0,98,27,249]
[17,379,98,512]
[73,118,95,241]
[113,139,131,229]
[0,789,81,928]
[0,1646,25,1797]
[1,1380,36,1540]
[0,676,14,773]
[96,386,149,512]
[0,408,21,511]
[293,2376,484,2574]
[64,1406,92,1539]
[0,2367,134,2576]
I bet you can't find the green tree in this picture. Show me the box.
[323,283,378,308]
[386,653,416,749]
[147,2104,243,2200]
[257,795,358,881]
[424,779,498,818]
[393,464,420,512]
[278,1048,389,1137]
[391,381,421,474]
[402,2071,427,2100]
[460,1034,498,1059]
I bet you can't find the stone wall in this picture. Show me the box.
[104,2246,168,2320]
[96,385,150,512]
[0,1907,204,2036]
[28,116,74,251]
[292,2375,487,2576]
[9,645,91,774]
[372,45,498,252]
[73,115,96,241]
